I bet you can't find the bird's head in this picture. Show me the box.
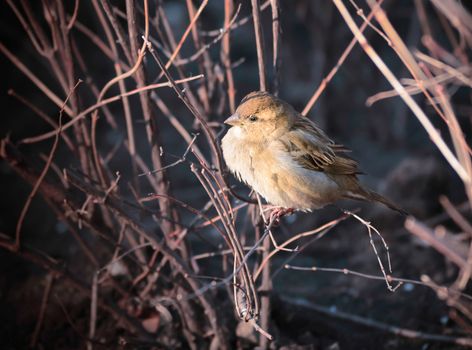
[224,91,296,141]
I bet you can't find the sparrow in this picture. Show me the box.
[221,91,405,215]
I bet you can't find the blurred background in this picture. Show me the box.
[1,0,472,349]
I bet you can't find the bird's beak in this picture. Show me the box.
[224,113,241,126]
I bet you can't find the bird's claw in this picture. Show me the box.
[268,207,294,225]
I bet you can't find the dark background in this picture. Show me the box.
[0,1,471,349]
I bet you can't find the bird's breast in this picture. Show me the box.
[221,130,340,210]
[221,127,258,185]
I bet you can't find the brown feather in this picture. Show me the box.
[283,117,362,176]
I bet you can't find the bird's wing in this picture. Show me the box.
[281,117,361,176]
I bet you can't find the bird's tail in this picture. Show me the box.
[344,188,407,216]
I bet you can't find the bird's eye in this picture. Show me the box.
[248,115,258,122]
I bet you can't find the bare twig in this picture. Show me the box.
[0,42,74,117]
[281,295,472,347]
[30,274,55,348]
[302,0,384,116]
[87,273,98,350]
[251,0,267,91]
[222,0,237,113]
[270,0,280,96]
[332,0,470,184]
[139,134,199,176]
[405,217,467,269]
[20,75,204,145]
[15,80,81,250]
[344,211,400,292]
[254,215,347,280]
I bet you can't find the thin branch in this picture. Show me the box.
[222,0,236,113]
[332,0,470,184]
[254,215,347,280]
[405,217,467,269]
[281,295,472,347]
[15,80,82,250]
[284,264,472,301]
[30,273,55,348]
[302,1,383,116]
[270,0,280,95]
[0,42,74,117]
[251,0,267,91]
[87,273,98,350]
[20,75,204,145]
[139,134,199,176]
[345,210,400,292]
